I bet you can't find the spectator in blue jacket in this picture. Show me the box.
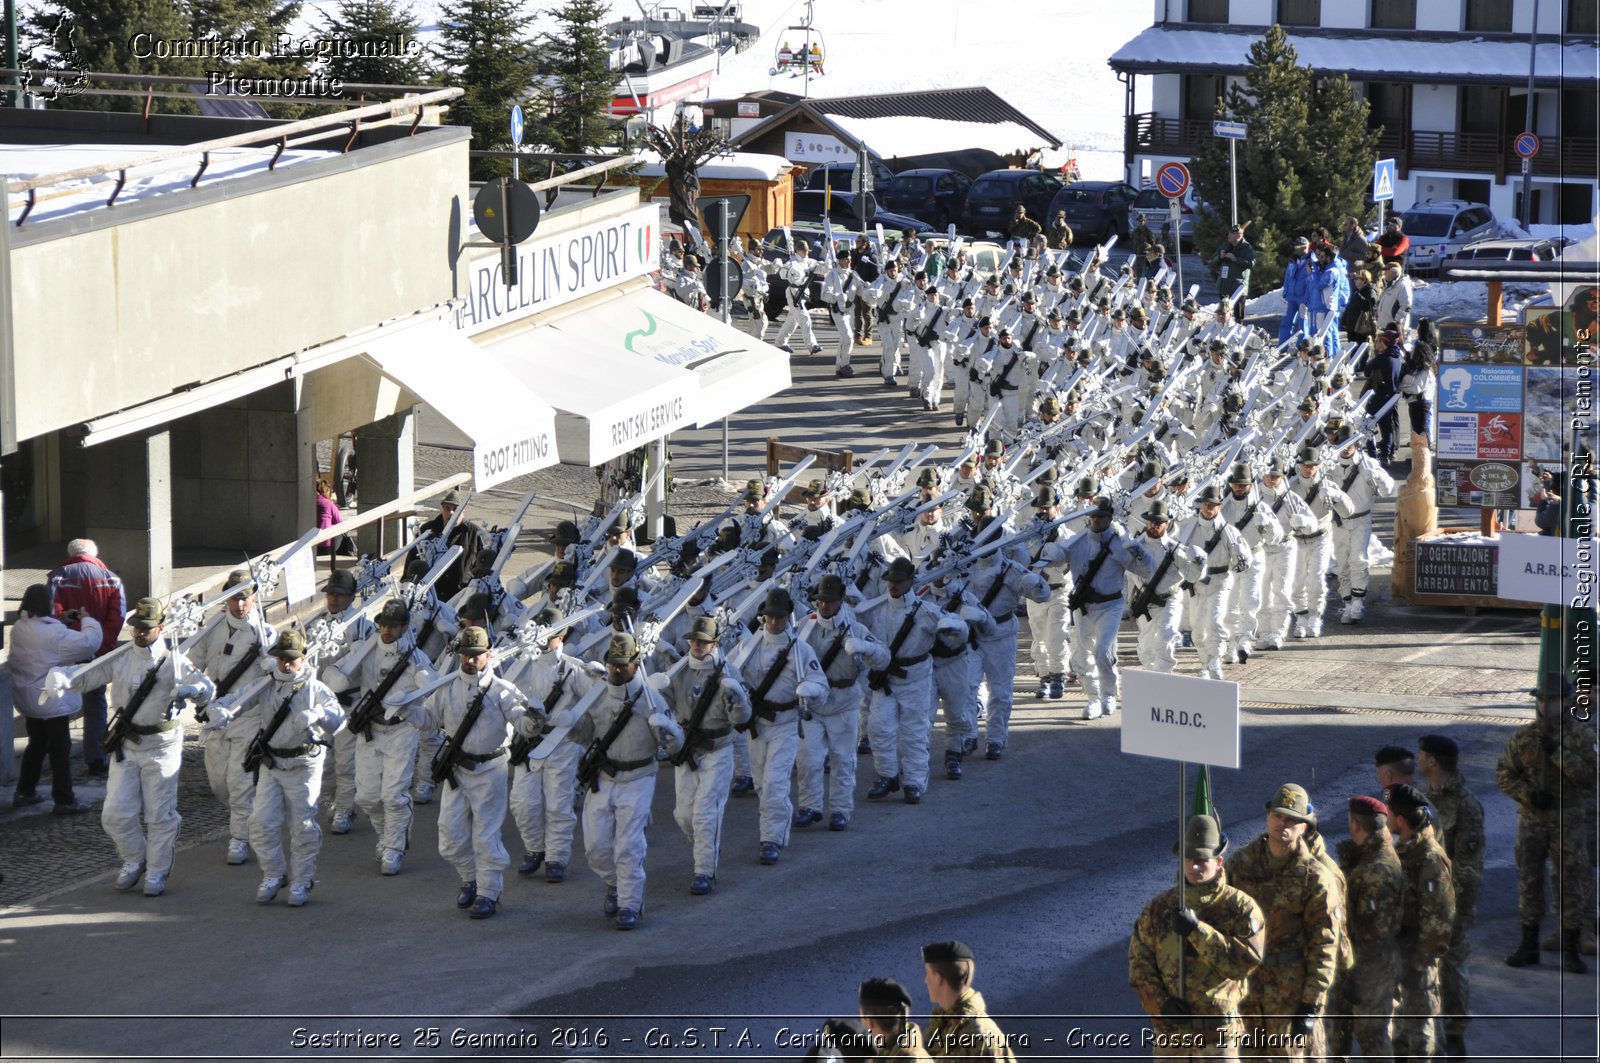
[1279,236,1313,344]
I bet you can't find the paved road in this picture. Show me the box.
[4,308,1592,1063]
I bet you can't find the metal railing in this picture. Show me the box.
[4,84,463,226]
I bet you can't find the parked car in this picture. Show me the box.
[1451,235,1570,263]
[1128,185,1207,250]
[791,190,936,236]
[960,169,1063,237]
[804,159,896,193]
[1398,199,1501,275]
[881,168,972,229]
[1046,180,1139,245]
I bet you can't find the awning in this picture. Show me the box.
[363,321,560,490]
[477,324,699,466]
[547,288,791,427]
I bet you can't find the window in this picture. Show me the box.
[1370,0,1416,29]
[1459,85,1502,135]
[1188,0,1229,22]
[1278,0,1321,25]
[1464,0,1513,32]
[1366,82,1405,132]
[1570,0,1599,34]
[1182,74,1223,119]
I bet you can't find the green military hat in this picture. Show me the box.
[1092,496,1115,517]
[610,548,639,572]
[604,632,641,664]
[1330,423,1355,445]
[551,520,580,546]
[687,614,720,643]
[268,629,308,659]
[1227,462,1254,485]
[983,438,1005,457]
[885,556,916,582]
[441,489,463,507]
[1039,394,1063,415]
[533,605,567,636]
[803,478,828,499]
[454,626,492,655]
[761,587,794,617]
[376,600,411,627]
[1175,814,1229,859]
[1140,460,1164,482]
[1195,483,1225,505]
[917,468,939,488]
[1297,397,1317,413]
[815,574,847,602]
[1296,445,1321,466]
[610,586,641,615]
[1033,485,1060,509]
[921,940,975,963]
[967,485,996,512]
[1074,475,1099,498]
[223,567,255,596]
[325,568,358,596]
[128,597,166,630]
[1141,498,1174,525]
[1265,783,1315,823]
[548,559,577,583]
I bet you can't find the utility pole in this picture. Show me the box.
[1518,0,1539,228]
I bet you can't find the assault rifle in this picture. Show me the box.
[575,689,640,793]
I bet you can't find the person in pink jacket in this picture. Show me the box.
[8,584,102,812]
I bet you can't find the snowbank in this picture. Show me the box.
[1244,277,1556,326]
[827,114,1050,162]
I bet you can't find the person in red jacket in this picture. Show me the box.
[47,538,126,777]
[1375,215,1410,268]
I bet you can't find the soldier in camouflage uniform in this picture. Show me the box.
[1497,673,1597,974]
[1327,795,1403,1063]
[1418,733,1484,1061]
[921,940,1016,1063]
[1225,784,1340,1061]
[1129,815,1265,1059]
[1385,783,1457,1063]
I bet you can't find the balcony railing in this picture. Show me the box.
[1126,112,1597,184]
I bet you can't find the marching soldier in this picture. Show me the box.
[737,588,828,863]
[1024,486,1075,700]
[1126,498,1204,674]
[774,239,824,356]
[1328,425,1394,624]
[1129,814,1265,1059]
[858,557,943,801]
[1065,497,1152,720]
[1256,456,1314,649]
[930,582,983,781]
[870,258,912,383]
[908,286,948,411]
[1226,784,1340,1060]
[1385,783,1457,1061]
[192,567,276,866]
[66,598,213,897]
[1219,462,1284,664]
[822,249,858,377]
[318,568,375,837]
[508,606,598,885]
[1173,485,1252,681]
[321,600,438,876]
[1287,446,1354,640]
[1498,672,1596,973]
[1418,733,1484,1061]
[661,615,750,894]
[796,576,888,831]
[229,631,344,908]
[410,626,541,919]
[573,632,682,929]
[1327,795,1404,1063]
[922,940,1016,1063]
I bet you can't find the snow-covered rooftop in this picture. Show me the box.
[634,149,794,181]
[1110,24,1597,86]
[825,114,1051,160]
[3,143,334,226]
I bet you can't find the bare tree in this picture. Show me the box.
[643,112,726,249]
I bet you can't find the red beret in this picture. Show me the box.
[1348,795,1389,817]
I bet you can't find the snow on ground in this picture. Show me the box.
[1245,277,1557,327]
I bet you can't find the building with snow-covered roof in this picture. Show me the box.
[704,87,1061,173]
[1109,0,1598,226]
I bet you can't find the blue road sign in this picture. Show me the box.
[1212,120,1247,140]
[510,105,524,148]
[1372,158,1396,202]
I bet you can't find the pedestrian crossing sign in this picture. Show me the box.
[1372,158,1396,203]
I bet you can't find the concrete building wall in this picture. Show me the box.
[7,134,468,445]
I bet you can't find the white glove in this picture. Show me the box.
[960,605,987,625]
[200,703,238,731]
[513,714,542,738]
[648,672,672,692]
[39,668,73,706]
[173,681,207,701]
[843,637,863,656]
[647,711,675,733]
[936,615,965,635]
[1291,513,1317,534]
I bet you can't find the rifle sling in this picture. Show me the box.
[435,681,494,785]
[103,661,166,759]
[252,685,305,774]
[749,637,795,713]
[1133,546,1179,620]
[676,662,728,764]
[1069,539,1116,612]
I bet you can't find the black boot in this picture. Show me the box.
[1506,923,1541,966]
[1563,929,1589,973]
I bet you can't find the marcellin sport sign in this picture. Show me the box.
[1121,669,1240,769]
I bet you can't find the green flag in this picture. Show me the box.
[1190,764,1217,820]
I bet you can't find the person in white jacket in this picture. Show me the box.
[8,584,102,813]
[1376,262,1414,335]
